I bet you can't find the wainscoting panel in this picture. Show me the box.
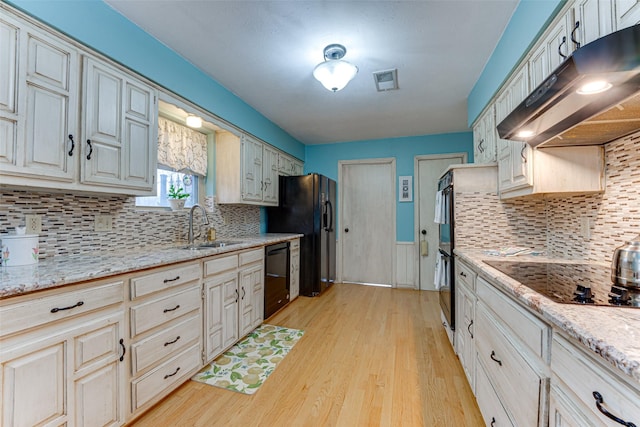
[395,242,416,289]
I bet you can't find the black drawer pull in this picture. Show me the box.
[86,139,93,160]
[68,134,75,156]
[593,391,637,427]
[467,320,474,339]
[490,351,502,366]
[51,301,84,313]
[163,304,180,313]
[164,336,181,347]
[119,338,126,362]
[460,271,467,278]
[490,417,496,427]
[164,367,180,379]
[163,276,180,283]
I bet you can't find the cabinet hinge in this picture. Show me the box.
[201,287,205,299]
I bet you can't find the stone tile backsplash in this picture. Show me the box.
[456,131,639,263]
[0,192,259,259]
[1,132,638,262]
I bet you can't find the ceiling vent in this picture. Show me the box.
[373,69,399,91]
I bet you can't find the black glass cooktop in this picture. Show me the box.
[483,261,640,308]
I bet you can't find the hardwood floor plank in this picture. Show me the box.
[129,283,484,426]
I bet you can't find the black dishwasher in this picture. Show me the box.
[264,242,290,319]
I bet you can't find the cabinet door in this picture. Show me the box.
[72,312,126,427]
[456,283,476,390]
[473,116,486,163]
[0,17,19,171]
[510,142,533,189]
[291,160,303,175]
[290,246,300,300]
[82,56,156,192]
[278,152,293,176]
[204,271,238,361]
[529,12,570,90]
[241,135,263,202]
[615,0,640,29]
[0,18,79,182]
[1,341,66,426]
[238,263,263,336]
[262,144,279,204]
[481,106,496,163]
[573,0,614,47]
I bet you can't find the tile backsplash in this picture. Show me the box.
[456,131,639,263]
[0,192,259,259]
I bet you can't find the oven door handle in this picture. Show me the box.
[438,248,451,258]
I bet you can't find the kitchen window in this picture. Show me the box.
[136,115,208,209]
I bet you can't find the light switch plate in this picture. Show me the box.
[95,215,113,232]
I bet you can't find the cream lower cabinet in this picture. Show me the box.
[454,258,476,391]
[549,333,640,427]
[474,276,551,427]
[128,262,203,418]
[203,248,264,362]
[289,239,301,300]
[0,279,126,427]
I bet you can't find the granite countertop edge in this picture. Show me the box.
[455,248,640,386]
[0,233,303,299]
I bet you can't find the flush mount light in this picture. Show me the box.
[516,130,535,138]
[577,80,613,95]
[186,115,202,128]
[313,44,358,92]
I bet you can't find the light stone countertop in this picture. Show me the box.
[455,248,640,385]
[0,233,302,299]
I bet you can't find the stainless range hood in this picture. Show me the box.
[497,25,640,148]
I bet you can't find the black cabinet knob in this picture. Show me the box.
[344,228,349,233]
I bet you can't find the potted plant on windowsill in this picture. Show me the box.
[168,184,190,211]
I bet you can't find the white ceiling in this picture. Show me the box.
[104,0,518,145]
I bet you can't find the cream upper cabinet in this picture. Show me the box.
[528,10,571,89]
[291,159,304,175]
[473,105,496,164]
[82,56,157,193]
[0,6,157,196]
[615,0,640,28]
[262,143,279,205]
[0,14,79,182]
[216,131,289,206]
[572,0,615,48]
[278,152,304,176]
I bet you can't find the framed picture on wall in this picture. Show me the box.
[399,176,412,202]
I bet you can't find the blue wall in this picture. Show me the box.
[467,0,564,125]
[303,132,473,242]
[7,0,305,160]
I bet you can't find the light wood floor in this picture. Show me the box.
[130,283,484,426]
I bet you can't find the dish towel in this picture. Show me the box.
[434,190,445,224]
[434,253,444,289]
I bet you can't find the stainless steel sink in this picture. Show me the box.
[181,241,242,250]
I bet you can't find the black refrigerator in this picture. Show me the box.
[266,174,336,297]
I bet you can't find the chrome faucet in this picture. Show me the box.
[188,204,209,248]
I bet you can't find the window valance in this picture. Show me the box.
[157,116,208,177]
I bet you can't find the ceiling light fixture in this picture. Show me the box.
[186,115,202,128]
[313,44,358,92]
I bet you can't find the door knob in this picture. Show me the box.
[421,229,427,235]
[344,228,349,233]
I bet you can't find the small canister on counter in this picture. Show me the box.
[1,234,39,267]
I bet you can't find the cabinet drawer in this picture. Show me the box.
[476,357,514,427]
[203,254,238,277]
[476,303,544,427]
[0,281,124,337]
[131,313,201,375]
[131,343,201,411]
[477,277,550,361]
[455,258,476,291]
[552,334,640,427]
[130,285,201,337]
[130,262,201,299]
[239,248,263,266]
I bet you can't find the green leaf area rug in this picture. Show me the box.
[192,324,304,395]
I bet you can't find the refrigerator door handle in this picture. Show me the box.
[324,200,333,232]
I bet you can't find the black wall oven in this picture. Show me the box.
[437,170,455,331]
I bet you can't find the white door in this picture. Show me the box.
[416,155,464,290]
[339,159,395,286]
